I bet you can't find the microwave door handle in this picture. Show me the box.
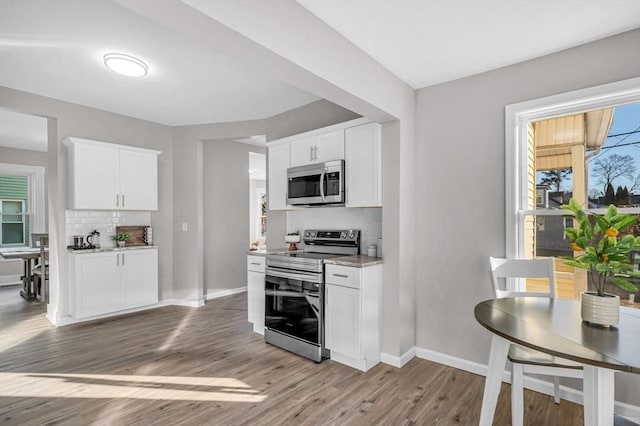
[320,167,326,202]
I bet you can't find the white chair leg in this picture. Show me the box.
[553,376,560,404]
[480,335,510,426]
[511,363,524,426]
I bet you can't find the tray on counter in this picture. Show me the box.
[116,225,148,246]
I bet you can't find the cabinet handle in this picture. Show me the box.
[310,146,313,162]
[122,253,125,265]
[122,194,125,207]
[251,262,261,265]
[332,273,349,278]
[117,253,119,266]
[313,145,318,161]
[116,194,119,207]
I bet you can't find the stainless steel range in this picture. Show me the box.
[265,229,360,362]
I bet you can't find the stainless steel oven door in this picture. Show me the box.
[265,267,324,346]
[286,160,344,206]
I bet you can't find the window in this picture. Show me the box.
[0,199,27,246]
[0,176,30,247]
[0,164,46,248]
[506,78,640,298]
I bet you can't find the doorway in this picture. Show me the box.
[249,152,266,250]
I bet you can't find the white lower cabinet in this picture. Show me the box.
[247,255,266,334]
[325,263,382,372]
[70,248,158,319]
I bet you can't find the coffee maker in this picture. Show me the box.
[87,230,101,248]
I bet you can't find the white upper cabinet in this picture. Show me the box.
[267,142,290,211]
[65,137,161,211]
[290,130,345,167]
[345,122,382,207]
[119,149,158,210]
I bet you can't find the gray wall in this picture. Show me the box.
[203,139,265,294]
[415,29,640,405]
[0,87,173,320]
[172,99,359,302]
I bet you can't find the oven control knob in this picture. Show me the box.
[310,232,316,237]
[348,232,355,239]
[341,232,347,239]
[304,231,310,238]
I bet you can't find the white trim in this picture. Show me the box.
[268,117,371,146]
[380,346,416,368]
[62,137,162,155]
[0,163,46,238]
[505,76,640,259]
[162,298,205,308]
[415,346,640,418]
[205,286,246,300]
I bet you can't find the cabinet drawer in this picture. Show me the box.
[326,264,361,289]
[247,255,266,273]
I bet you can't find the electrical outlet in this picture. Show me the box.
[182,222,188,232]
[364,223,371,235]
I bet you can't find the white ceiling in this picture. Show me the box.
[298,0,640,89]
[0,109,47,152]
[0,0,319,127]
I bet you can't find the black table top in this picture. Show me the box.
[474,297,640,374]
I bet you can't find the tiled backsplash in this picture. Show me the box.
[65,210,151,248]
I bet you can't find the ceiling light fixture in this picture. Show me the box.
[103,53,148,77]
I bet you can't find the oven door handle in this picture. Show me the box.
[266,267,323,284]
[320,167,326,202]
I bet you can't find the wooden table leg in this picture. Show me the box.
[479,334,510,426]
[583,365,614,426]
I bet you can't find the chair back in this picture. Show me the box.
[489,257,556,299]
[31,232,48,249]
[38,235,49,275]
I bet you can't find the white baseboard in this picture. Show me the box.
[205,287,246,300]
[161,298,205,308]
[414,346,640,418]
[380,347,416,368]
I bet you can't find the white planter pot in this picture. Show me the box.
[580,291,620,327]
[285,235,300,243]
[117,241,126,248]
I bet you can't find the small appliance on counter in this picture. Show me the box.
[87,230,101,248]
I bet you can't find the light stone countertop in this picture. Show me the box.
[247,248,302,256]
[324,255,383,268]
[67,245,158,254]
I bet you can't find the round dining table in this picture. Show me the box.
[474,297,640,426]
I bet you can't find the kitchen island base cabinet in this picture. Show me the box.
[325,263,382,372]
[70,248,158,320]
[247,255,266,334]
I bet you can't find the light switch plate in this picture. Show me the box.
[181,222,188,232]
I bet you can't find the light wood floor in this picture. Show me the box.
[0,288,589,425]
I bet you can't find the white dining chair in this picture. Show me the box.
[489,257,584,426]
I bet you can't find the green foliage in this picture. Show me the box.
[112,232,130,242]
[561,198,640,296]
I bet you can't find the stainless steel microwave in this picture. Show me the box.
[286,160,345,206]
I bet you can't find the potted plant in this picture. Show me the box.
[112,232,130,248]
[285,231,300,251]
[561,198,640,326]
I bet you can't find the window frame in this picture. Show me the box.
[505,77,640,290]
[0,198,27,246]
[0,163,46,250]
